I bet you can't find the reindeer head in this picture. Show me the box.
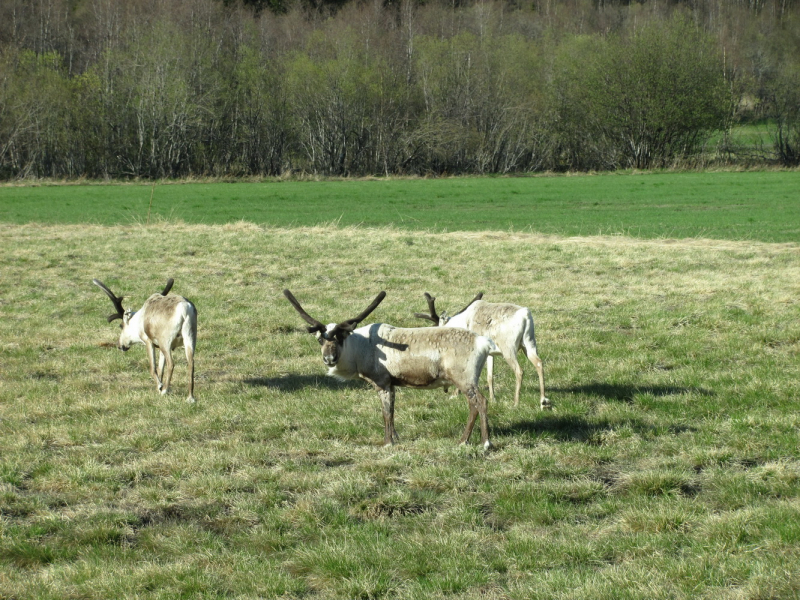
[414,292,483,326]
[283,289,386,367]
[93,278,174,351]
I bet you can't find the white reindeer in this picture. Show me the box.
[284,289,501,449]
[415,292,550,410]
[93,278,197,403]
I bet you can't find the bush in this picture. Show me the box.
[768,34,800,165]
[551,13,732,170]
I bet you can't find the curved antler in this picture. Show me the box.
[334,291,387,334]
[453,292,484,317]
[413,292,440,323]
[284,290,386,337]
[283,289,327,334]
[92,279,125,322]
[161,278,174,296]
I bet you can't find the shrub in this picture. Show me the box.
[551,13,732,170]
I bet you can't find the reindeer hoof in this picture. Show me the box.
[483,440,493,451]
[186,396,196,404]
[540,397,552,410]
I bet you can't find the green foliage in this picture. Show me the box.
[769,37,800,165]
[217,38,293,176]
[552,14,732,169]
[284,25,411,176]
[412,32,550,173]
[0,49,73,178]
[0,1,798,177]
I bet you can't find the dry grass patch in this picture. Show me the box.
[0,222,799,599]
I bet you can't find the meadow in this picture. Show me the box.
[1,170,800,242]
[1,174,799,599]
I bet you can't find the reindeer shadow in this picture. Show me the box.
[551,382,715,403]
[243,374,364,393]
[493,414,610,443]
[494,412,696,444]
[493,380,706,444]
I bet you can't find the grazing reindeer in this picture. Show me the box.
[415,292,550,410]
[93,278,197,403]
[284,289,501,449]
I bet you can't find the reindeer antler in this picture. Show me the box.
[414,292,440,323]
[334,291,387,334]
[161,278,174,296]
[452,292,484,317]
[283,289,327,334]
[92,279,126,322]
[284,290,386,337]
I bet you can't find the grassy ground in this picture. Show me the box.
[1,170,799,242]
[1,221,799,599]
[708,122,777,158]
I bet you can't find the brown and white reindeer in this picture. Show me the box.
[283,289,502,449]
[415,292,550,410]
[93,278,197,403]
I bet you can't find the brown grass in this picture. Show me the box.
[1,222,799,599]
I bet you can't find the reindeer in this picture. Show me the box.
[93,278,197,403]
[284,289,501,449]
[415,292,550,410]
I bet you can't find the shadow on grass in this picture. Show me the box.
[243,373,365,392]
[494,413,696,444]
[493,380,708,444]
[552,382,715,403]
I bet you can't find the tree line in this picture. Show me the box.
[1,0,798,179]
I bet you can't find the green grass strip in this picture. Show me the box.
[2,170,799,242]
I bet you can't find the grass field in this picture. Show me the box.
[708,122,778,160]
[1,170,799,242]
[1,211,799,598]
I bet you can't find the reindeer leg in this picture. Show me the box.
[532,354,550,410]
[522,323,550,410]
[459,386,479,445]
[146,340,162,392]
[183,316,197,404]
[157,351,166,392]
[521,345,550,410]
[185,343,195,403]
[160,348,175,396]
[459,386,492,449]
[508,354,523,408]
[376,385,399,447]
[475,389,492,450]
[486,355,496,403]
